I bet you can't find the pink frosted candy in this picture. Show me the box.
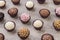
[20,13,30,22]
[56,7,60,15]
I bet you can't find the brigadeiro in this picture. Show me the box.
[4,21,16,32]
[53,0,60,5]
[37,0,45,4]
[0,33,5,40]
[41,33,54,40]
[0,12,4,21]
[8,8,18,17]
[26,1,34,10]
[53,20,60,31]
[11,0,20,5]
[39,9,50,18]
[33,19,43,30]
[18,27,30,39]
[0,0,6,8]
[19,13,31,24]
[55,7,60,17]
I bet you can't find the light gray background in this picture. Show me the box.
[0,0,60,40]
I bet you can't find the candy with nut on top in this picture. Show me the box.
[53,20,60,31]
[18,27,30,39]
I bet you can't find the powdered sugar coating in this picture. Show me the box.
[0,1,5,7]
[56,7,60,15]
[26,1,34,8]
[20,13,30,22]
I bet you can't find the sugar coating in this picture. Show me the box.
[0,1,5,7]
[26,1,34,8]
[56,7,60,15]
[33,20,43,28]
[20,13,30,22]
[5,22,15,30]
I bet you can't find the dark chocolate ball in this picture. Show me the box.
[53,0,60,5]
[0,33,5,40]
[39,9,50,18]
[41,34,54,40]
[8,8,18,17]
[0,12,4,21]
[37,0,45,4]
[11,0,20,5]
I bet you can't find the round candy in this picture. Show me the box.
[0,12,4,21]
[39,9,50,18]
[33,19,43,30]
[55,7,60,17]
[4,21,16,32]
[53,20,60,31]
[41,33,54,40]
[26,1,34,10]
[0,33,5,40]
[0,0,6,8]
[53,0,60,5]
[11,0,20,4]
[19,13,31,24]
[8,8,18,17]
[18,27,30,39]
[37,0,45,4]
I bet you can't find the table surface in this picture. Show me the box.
[0,0,60,40]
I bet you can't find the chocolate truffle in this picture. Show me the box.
[26,1,34,10]
[33,19,43,30]
[19,13,31,24]
[0,0,6,8]
[41,33,54,40]
[39,9,50,18]
[11,0,20,5]
[0,33,5,40]
[4,21,16,32]
[0,12,4,21]
[37,0,45,4]
[55,7,60,17]
[18,27,30,39]
[53,20,60,31]
[53,0,60,5]
[8,8,18,17]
